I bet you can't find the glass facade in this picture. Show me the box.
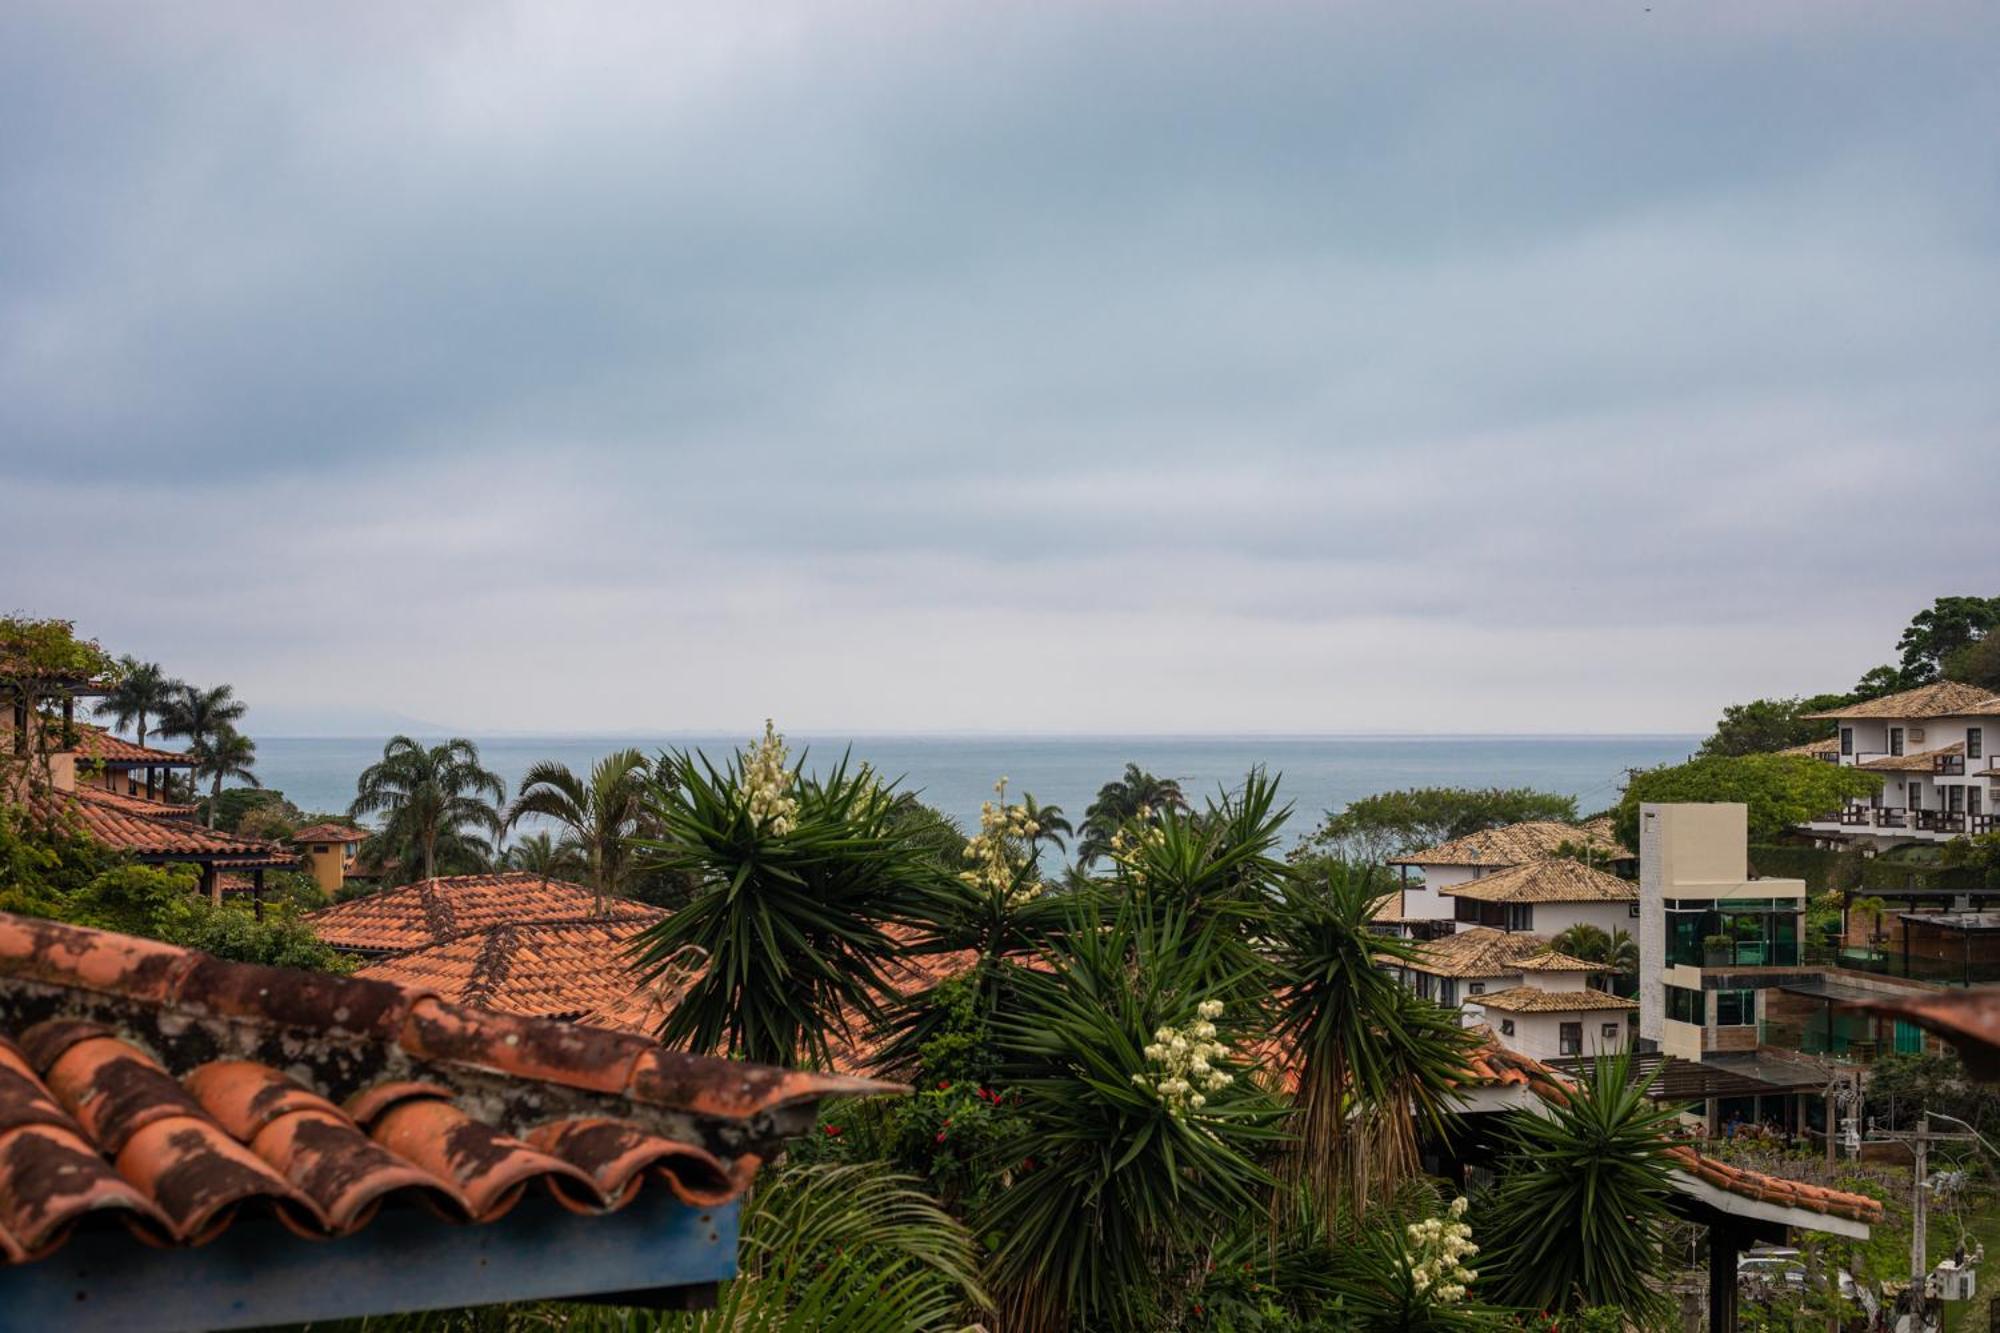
[1714,989,1756,1026]
[1663,898,1801,968]
[1666,984,1705,1024]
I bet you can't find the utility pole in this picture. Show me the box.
[1911,1115,1929,1293]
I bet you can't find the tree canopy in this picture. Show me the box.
[1894,595,2000,685]
[1697,693,1849,757]
[1295,786,1579,864]
[1613,754,1880,847]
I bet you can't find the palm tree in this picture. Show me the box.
[503,748,651,913]
[348,736,506,884]
[1019,792,1071,859]
[1550,922,1641,994]
[190,725,259,829]
[1076,763,1187,863]
[157,682,247,759]
[95,658,182,748]
[503,830,588,880]
[1266,861,1476,1219]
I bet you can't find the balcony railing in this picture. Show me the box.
[1975,814,1999,835]
[1912,809,1968,833]
[1839,807,1875,827]
[1934,754,1966,776]
[1878,807,1907,828]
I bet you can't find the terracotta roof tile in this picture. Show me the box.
[1390,820,1627,869]
[306,873,656,954]
[1778,736,1841,757]
[1470,985,1638,1014]
[32,788,294,865]
[1367,891,1406,923]
[356,917,668,1026]
[1441,859,1637,905]
[0,911,894,1265]
[68,725,194,768]
[292,823,368,844]
[1804,681,2000,721]
[1857,741,1964,773]
[76,786,200,819]
[1402,926,1576,978]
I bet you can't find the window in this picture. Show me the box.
[1714,990,1757,1027]
[1841,727,1854,757]
[1890,727,1905,756]
[1468,982,1485,996]
[1440,979,1458,1007]
[1666,985,1706,1025]
[1500,1019,1515,1037]
[1601,1022,1622,1042]
[1628,903,1641,918]
[312,844,330,854]
[1970,728,1984,761]
[1559,1022,1582,1055]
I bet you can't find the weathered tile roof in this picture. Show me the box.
[1661,1144,1882,1223]
[1401,926,1563,978]
[1857,741,1964,773]
[76,786,200,819]
[1441,858,1637,905]
[69,724,195,769]
[1516,949,1607,973]
[1804,681,2000,721]
[1778,735,1841,757]
[1367,891,1406,923]
[357,916,668,1027]
[293,823,368,844]
[306,873,656,954]
[0,911,890,1265]
[1471,985,1637,1014]
[1390,820,1627,869]
[36,787,293,865]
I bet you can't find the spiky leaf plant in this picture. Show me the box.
[1479,1051,1679,1318]
[627,733,949,1069]
[976,897,1285,1333]
[1264,860,1477,1218]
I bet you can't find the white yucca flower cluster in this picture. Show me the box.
[1132,999,1233,1116]
[741,719,799,836]
[960,777,1043,905]
[1108,805,1165,866]
[1406,1197,1478,1304]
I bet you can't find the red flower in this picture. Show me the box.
[937,1080,951,1091]
[822,1124,843,1136]
[935,1130,948,1143]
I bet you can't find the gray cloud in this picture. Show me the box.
[3,1,1997,734]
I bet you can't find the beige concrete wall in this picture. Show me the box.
[301,847,347,894]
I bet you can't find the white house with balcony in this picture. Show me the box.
[1793,680,2000,844]
[1437,857,1640,939]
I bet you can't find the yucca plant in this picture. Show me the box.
[1264,860,1477,1219]
[1479,1051,1678,1318]
[627,728,950,1069]
[976,897,1285,1333]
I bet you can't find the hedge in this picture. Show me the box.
[1748,844,1864,894]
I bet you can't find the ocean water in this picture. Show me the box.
[249,734,1697,846]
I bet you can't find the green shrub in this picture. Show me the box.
[1748,844,1863,894]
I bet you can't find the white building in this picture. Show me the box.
[1794,680,2000,844]
[1637,803,1807,1061]
[1388,818,1629,936]
[1397,925,1608,1017]
[1466,972,1638,1062]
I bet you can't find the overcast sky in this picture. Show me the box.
[4,2,1996,736]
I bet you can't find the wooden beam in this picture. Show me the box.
[0,1184,738,1332]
